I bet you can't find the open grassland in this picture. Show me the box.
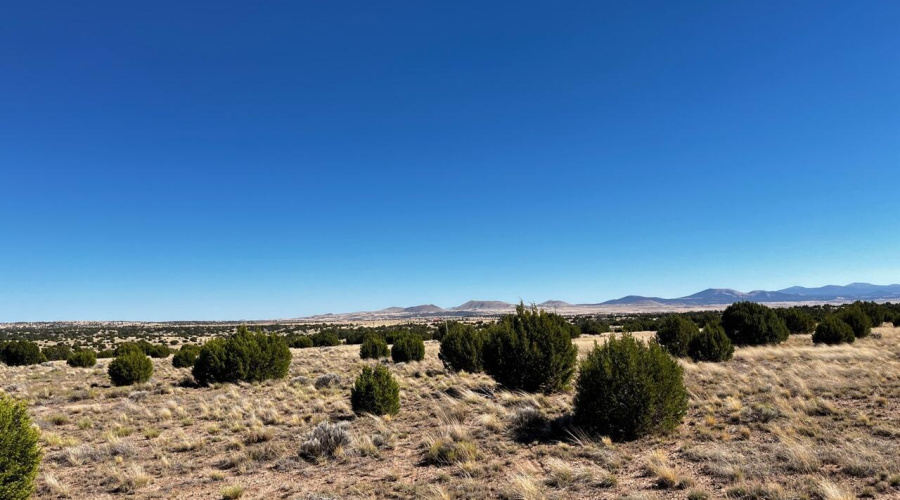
[3,327,899,499]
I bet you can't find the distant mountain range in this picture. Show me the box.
[603,283,900,306]
[324,283,900,319]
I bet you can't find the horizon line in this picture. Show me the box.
[3,281,898,324]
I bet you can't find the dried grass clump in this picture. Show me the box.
[221,484,245,499]
[423,427,478,466]
[644,450,693,489]
[817,479,854,500]
[103,464,151,493]
[544,457,593,487]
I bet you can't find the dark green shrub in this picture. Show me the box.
[97,349,115,359]
[66,349,97,368]
[108,351,153,386]
[342,329,371,345]
[551,314,581,340]
[42,344,72,361]
[482,304,578,393]
[438,323,486,373]
[557,316,581,339]
[311,331,341,347]
[688,323,734,362]
[856,301,888,327]
[0,340,44,366]
[894,315,900,328]
[285,334,313,349]
[147,344,172,358]
[113,343,143,357]
[192,327,292,385]
[721,302,789,345]
[0,394,42,500]
[778,308,816,334]
[813,316,856,345]
[574,316,611,335]
[114,341,171,358]
[655,315,699,357]
[359,335,389,359]
[838,305,872,338]
[573,334,687,441]
[622,317,660,333]
[381,330,402,344]
[172,345,201,368]
[350,365,400,416]
[141,341,171,358]
[391,334,425,363]
[433,322,451,342]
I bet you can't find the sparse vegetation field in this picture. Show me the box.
[2,324,900,499]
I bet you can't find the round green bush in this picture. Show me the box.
[342,329,370,345]
[42,344,72,362]
[351,365,400,416]
[192,327,292,385]
[688,323,734,362]
[285,334,313,349]
[391,334,425,363]
[0,395,42,500]
[573,334,687,441]
[144,343,172,358]
[108,351,153,386]
[482,304,578,393]
[359,335,389,359]
[113,343,144,357]
[655,315,699,357]
[778,307,816,334]
[112,341,171,358]
[838,305,872,338]
[0,340,44,366]
[66,349,97,368]
[721,302,789,346]
[574,316,610,335]
[311,331,341,347]
[172,344,201,368]
[813,316,856,345]
[438,323,486,373]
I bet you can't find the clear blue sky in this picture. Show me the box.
[2,1,898,321]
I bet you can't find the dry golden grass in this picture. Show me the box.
[2,326,899,498]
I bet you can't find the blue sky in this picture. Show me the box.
[1,1,898,321]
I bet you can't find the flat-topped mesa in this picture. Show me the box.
[451,301,514,311]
